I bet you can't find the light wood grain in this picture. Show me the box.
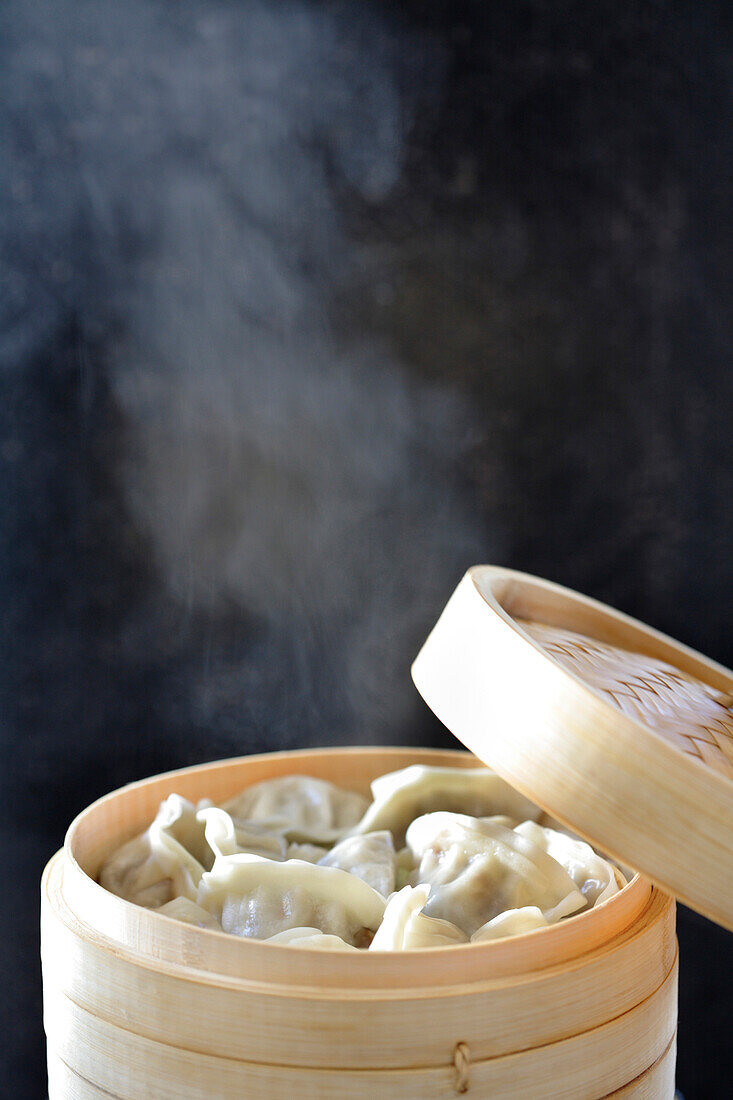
[523,623,733,777]
[45,959,677,1100]
[42,746,678,1099]
[604,1033,676,1098]
[412,566,733,930]
[47,1054,120,1098]
[45,1039,677,1100]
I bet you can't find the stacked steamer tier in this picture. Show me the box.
[42,567,733,1099]
[43,749,674,1100]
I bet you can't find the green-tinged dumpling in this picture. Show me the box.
[352,765,540,845]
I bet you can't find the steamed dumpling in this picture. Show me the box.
[406,813,586,936]
[286,842,330,863]
[197,806,287,861]
[513,821,621,906]
[99,832,174,908]
[198,806,333,864]
[352,765,540,845]
[98,764,623,950]
[318,831,396,896]
[265,927,358,950]
[471,906,549,942]
[197,854,386,944]
[99,795,208,908]
[157,896,222,931]
[224,775,369,844]
[370,885,467,950]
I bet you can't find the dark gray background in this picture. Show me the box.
[1,1,731,1095]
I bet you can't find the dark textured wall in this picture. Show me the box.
[1,1,731,1095]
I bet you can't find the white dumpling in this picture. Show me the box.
[99,794,208,907]
[265,927,358,950]
[156,794,214,867]
[286,842,330,863]
[318,831,396,897]
[406,812,586,936]
[157,896,222,931]
[198,806,287,861]
[513,821,622,906]
[224,775,369,843]
[370,885,467,950]
[471,906,550,942]
[352,765,540,845]
[99,832,173,908]
[199,807,332,864]
[197,854,386,944]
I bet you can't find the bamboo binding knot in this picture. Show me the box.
[453,1041,471,1093]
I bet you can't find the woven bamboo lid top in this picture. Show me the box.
[524,622,733,780]
[412,566,733,931]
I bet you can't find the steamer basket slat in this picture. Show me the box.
[44,960,677,1100]
[47,1054,119,1099]
[45,1035,677,1100]
[42,747,678,1099]
[604,1034,677,1098]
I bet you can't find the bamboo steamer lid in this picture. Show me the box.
[412,565,733,931]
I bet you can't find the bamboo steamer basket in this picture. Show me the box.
[43,561,733,1100]
[43,748,677,1100]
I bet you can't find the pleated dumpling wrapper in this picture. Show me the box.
[265,927,358,950]
[97,765,623,950]
[197,805,287,861]
[370,884,467,950]
[352,765,541,845]
[99,794,209,908]
[513,820,621,907]
[157,896,222,931]
[197,853,386,945]
[197,804,330,863]
[318,831,396,896]
[224,775,369,844]
[470,827,622,941]
[471,906,551,942]
[406,812,587,937]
